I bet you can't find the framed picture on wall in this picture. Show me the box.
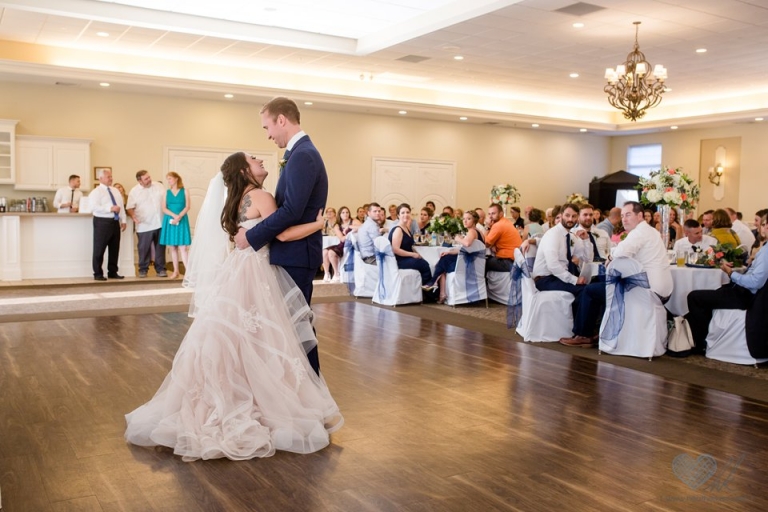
[94,166,112,180]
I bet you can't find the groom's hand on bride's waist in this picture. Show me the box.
[234,228,250,250]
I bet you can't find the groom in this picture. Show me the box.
[235,97,327,375]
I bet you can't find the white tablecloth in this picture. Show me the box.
[322,236,340,249]
[666,265,730,317]
[414,246,451,273]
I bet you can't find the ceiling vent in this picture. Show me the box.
[554,2,605,16]
[396,55,431,63]
[55,81,80,87]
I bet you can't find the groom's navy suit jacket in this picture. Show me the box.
[245,135,328,272]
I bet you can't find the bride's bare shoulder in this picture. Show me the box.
[239,188,276,221]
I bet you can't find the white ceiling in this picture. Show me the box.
[0,0,767,134]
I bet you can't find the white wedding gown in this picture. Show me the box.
[125,218,343,461]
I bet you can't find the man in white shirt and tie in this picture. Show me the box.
[89,168,126,280]
[53,174,83,213]
[532,204,605,346]
[672,219,717,255]
[127,170,167,278]
[572,203,609,262]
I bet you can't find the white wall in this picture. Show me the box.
[0,82,609,215]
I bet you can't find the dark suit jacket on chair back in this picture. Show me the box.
[245,135,328,269]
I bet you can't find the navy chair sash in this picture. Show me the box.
[601,267,651,346]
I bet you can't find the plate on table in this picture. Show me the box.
[685,263,718,269]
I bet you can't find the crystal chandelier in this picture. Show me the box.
[604,22,668,122]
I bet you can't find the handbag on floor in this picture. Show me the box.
[667,316,695,357]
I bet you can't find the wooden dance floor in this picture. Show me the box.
[0,301,766,511]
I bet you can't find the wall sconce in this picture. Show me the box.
[709,163,724,186]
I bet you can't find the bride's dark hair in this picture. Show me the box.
[220,152,262,241]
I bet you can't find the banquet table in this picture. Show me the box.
[665,265,730,317]
[414,245,453,273]
[322,235,340,249]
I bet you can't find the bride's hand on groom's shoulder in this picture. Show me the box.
[234,228,249,249]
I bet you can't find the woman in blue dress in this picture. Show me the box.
[160,171,192,279]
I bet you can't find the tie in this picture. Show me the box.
[565,233,579,276]
[106,187,119,220]
[70,189,74,208]
[588,232,605,262]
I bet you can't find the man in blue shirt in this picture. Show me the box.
[358,202,384,264]
[686,213,768,351]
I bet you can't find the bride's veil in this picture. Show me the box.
[182,172,230,317]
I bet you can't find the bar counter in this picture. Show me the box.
[0,212,135,281]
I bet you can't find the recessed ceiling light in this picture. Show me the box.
[670,126,678,130]
[755,117,764,122]
[459,116,468,121]
[96,32,109,37]
[532,124,539,128]
[579,128,587,132]
[572,22,584,28]
[224,94,233,99]
[398,110,407,115]
[304,101,313,106]
[99,82,110,87]
[696,48,707,53]
[453,55,464,61]
[569,73,579,78]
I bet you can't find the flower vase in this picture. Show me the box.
[658,204,671,250]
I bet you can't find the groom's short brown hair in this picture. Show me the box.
[261,97,300,124]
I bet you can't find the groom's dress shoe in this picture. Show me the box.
[559,336,596,347]
[108,274,125,280]
[94,276,107,281]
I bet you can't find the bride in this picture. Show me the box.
[125,151,343,461]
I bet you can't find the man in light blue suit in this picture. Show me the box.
[234,97,327,375]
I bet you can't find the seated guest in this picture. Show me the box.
[509,206,525,230]
[643,209,654,226]
[672,219,717,254]
[414,207,432,236]
[356,206,367,224]
[423,210,484,303]
[701,210,714,234]
[322,207,337,236]
[322,206,361,282]
[475,207,487,237]
[358,202,385,264]
[383,203,399,232]
[455,208,464,220]
[710,209,741,246]
[573,203,608,261]
[687,212,768,351]
[748,209,768,264]
[543,207,554,232]
[485,203,522,272]
[596,207,621,238]
[388,203,432,285]
[727,207,756,250]
[425,200,436,214]
[531,204,601,346]
[592,208,602,224]
[522,208,545,240]
[551,205,562,227]
[442,205,455,217]
[524,205,534,225]
[613,201,673,298]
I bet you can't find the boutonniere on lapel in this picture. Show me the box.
[592,231,600,238]
[278,159,287,170]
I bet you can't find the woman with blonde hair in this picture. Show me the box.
[160,171,191,279]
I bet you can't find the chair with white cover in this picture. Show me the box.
[372,237,422,306]
[487,269,512,305]
[339,236,354,285]
[598,256,667,359]
[705,310,768,365]
[512,248,575,342]
[445,240,488,306]
[347,233,378,298]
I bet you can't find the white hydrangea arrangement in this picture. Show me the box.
[490,184,520,206]
[565,192,587,204]
[638,166,699,210]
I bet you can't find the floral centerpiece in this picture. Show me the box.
[638,166,700,210]
[694,243,746,268]
[426,213,466,236]
[490,184,520,206]
[565,192,587,205]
